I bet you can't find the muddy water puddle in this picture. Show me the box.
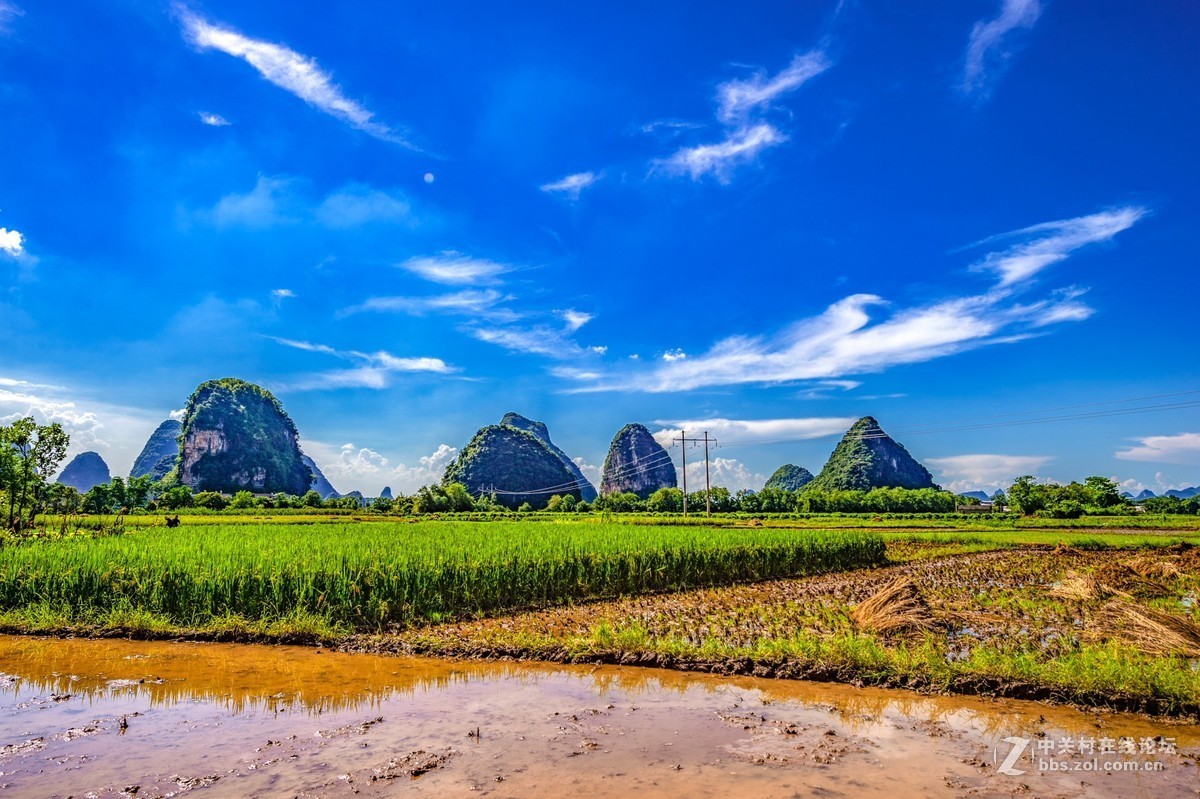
[1,635,1198,798]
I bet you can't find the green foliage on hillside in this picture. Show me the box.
[764,464,814,492]
[804,416,936,493]
[601,423,677,498]
[499,412,597,502]
[442,424,581,509]
[174,377,311,495]
[130,420,181,479]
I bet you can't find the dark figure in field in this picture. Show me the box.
[165,515,180,528]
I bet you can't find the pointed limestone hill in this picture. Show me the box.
[175,378,311,495]
[443,424,581,509]
[804,417,937,493]
[130,419,182,481]
[302,454,340,499]
[1134,489,1157,501]
[500,412,597,502]
[56,451,111,493]
[763,464,814,492]
[959,490,992,502]
[380,486,393,500]
[600,423,677,499]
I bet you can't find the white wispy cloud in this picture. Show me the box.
[1115,433,1200,466]
[795,379,863,400]
[343,289,520,322]
[390,444,458,494]
[203,176,413,229]
[961,0,1042,97]
[662,349,687,362]
[209,175,298,228]
[716,50,832,123]
[0,377,60,390]
[683,458,767,494]
[271,288,296,299]
[657,123,787,183]
[269,336,456,391]
[316,184,412,227]
[967,207,1145,286]
[560,207,1144,393]
[468,326,586,359]
[540,171,600,200]
[558,309,593,332]
[399,252,514,286]
[652,417,857,448]
[657,45,831,183]
[572,456,602,489]
[467,305,607,359]
[198,112,230,127]
[926,453,1055,492]
[0,384,170,474]
[0,2,22,34]
[0,227,25,257]
[177,6,408,145]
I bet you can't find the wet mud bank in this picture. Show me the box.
[2,635,1199,798]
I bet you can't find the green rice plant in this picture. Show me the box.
[0,520,886,632]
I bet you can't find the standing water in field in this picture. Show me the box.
[1,635,1198,798]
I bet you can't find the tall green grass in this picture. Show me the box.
[0,521,884,631]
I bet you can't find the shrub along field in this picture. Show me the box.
[0,520,885,635]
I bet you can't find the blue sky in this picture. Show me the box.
[1,0,1198,496]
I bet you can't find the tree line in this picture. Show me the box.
[5,414,1197,527]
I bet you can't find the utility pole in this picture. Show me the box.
[703,431,713,516]
[672,429,717,517]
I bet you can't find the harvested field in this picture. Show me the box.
[357,546,1200,716]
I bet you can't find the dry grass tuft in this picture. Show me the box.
[852,577,935,635]
[1089,599,1200,657]
[1123,555,1181,581]
[1050,564,1170,602]
[1049,572,1108,602]
[1093,563,1170,599]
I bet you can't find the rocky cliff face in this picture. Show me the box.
[176,378,310,495]
[56,451,111,493]
[301,454,340,499]
[442,424,581,509]
[130,419,182,481]
[763,464,814,492]
[499,412,597,501]
[600,423,677,499]
[804,416,936,493]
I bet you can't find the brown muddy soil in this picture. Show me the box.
[349,547,1200,715]
[2,635,1199,798]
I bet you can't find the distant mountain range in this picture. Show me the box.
[1120,487,1199,501]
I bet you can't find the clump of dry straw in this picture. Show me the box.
[852,577,935,635]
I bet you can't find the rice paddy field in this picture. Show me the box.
[378,540,1200,716]
[5,513,1200,716]
[0,519,884,634]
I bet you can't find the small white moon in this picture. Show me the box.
[423,172,435,184]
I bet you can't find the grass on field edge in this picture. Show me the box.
[5,534,1200,720]
[370,627,1200,721]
